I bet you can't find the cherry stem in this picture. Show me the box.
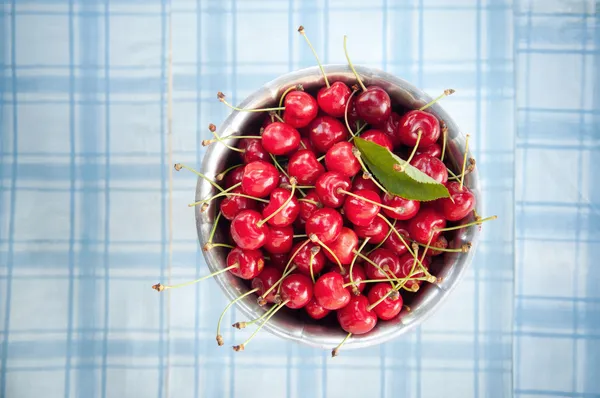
[343,276,431,288]
[152,263,238,292]
[190,181,242,206]
[459,134,470,191]
[416,241,468,253]
[352,147,389,194]
[216,164,243,181]
[343,36,367,92]
[352,250,400,288]
[216,287,259,346]
[206,211,222,245]
[345,87,360,138]
[270,111,285,123]
[278,85,303,113]
[232,300,289,352]
[298,26,329,88]
[257,179,297,227]
[242,303,279,328]
[294,234,308,238]
[189,191,269,208]
[310,234,344,274]
[349,237,370,291]
[206,124,245,153]
[218,92,285,113]
[332,332,352,357]
[204,135,262,146]
[309,250,316,284]
[366,219,396,255]
[396,131,422,173]
[440,122,448,162]
[418,89,455,111]
[174,163,224,193]
[435,215,497,233]
[338,189,403,215]
[347,122,369,142]
[261,265,297,305]
[210,243,235,249]
[298,198,320,206]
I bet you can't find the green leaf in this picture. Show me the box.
[354,137,450,201]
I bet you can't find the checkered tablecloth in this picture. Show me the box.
[0,0,597,397]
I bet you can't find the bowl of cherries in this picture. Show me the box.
[153,27,496,356]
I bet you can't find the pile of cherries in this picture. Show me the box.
[154,27,490,357]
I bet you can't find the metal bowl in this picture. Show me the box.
[195,65,481,350]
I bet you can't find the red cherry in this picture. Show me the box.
[261,187,300,227]
[324,227,359,265]
[308,115,349,153]
[251,266,282,303]
[381,193,420,220]
[226,246,264,279]
[410,153,448,184]
[241,160,279,198]
[340,263,367,293]
[416,142,442,158]
[355,86,391,125]
[437,181,476,221]
[396,253,430,290]
[383,222,411,256]
[314,272,351,310]
[352,174,381,194]
[407,207,446,244]
[224,166,245,189]
[269,252,288,271]
[317,81,352,118]
[283,91,318,128]
[375,111,402,148]
[280,273,314,309]
[360,129,393,151]
[230,210,269,250]
[337,295,377,335]
[343,189,381,227]
[298,190,322,223]
[398,110,441,148]
[239,138,269,164]
[427,235,448,256]
[365,248,401,280]
[305,298,330,320]
[315,171,351,208]
[220,187,257,221]
[287,149,325,185]
[261,122,301,155]
[290,241,326,276]
[263,225,294,254]
[367,283,403,320]
[354,215,389,244]
[305,208,343,244]
[324,141,361,178]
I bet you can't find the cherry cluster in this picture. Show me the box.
[153,27,494,357]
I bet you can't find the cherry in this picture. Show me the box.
[224,166,245,189]
[230,209,269,250]
[375,111,402,148]
[239,138,269,163]
[354,215,389,244]
[415,142,442,158]
[290,241,326,276]
[382,222,411,256]
[324,141,361,178]
[352,174,381,193]
[241,160,279,198]
[354,86,392,126]
[367,283,403,320]
[305,208,343,244]
[427,235,448,256]
[226,247,265,279]
[287,149,325,185]
[397,253,431,291]
[305,298,330,320]
[220,187,257,221]
[283,91,318,128]
[315,171,351,208]
[381,193,420,220]
[251,266,283,303]
[261,187,300,227]
[336,295,377,335]
[308,115,349,153]
[314,272,351,310]
[339,262,367,293]
[407,207,446,244]
[298,190,322,223]
[324,227,359,265]
[263,225,294,254]
[360,129,393,151]
[261,122,301,155]
[269,252,288,271]
[342,189,381,227]
[410,153,448,184]
[398,110,440,148]
[437,181,476,221]
[317,81,352,117]
[280,273,314,309]
[365,248,402,280]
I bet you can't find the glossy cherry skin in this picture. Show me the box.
[261,187,300,227]
[340,263,368,293]
[261,122,301,155]
[224,166,245,189]
[367,283,403,320]
[407,207,446,244]
[305,298,330,320]
[355,86,391,126]
[352,175,381,194]
[365,248,402,280]
[287,149,325,185]
[308,116,349,153]
[305,208,343,244]
[383,222,411,256]
[354,215,389,244]
[381,193,420,220]
[324,141,361,178]
[290,241,326,276]
[360,129,394,151]
[220,187,257,221]
[317,81,352,118]
[375,111,402,149]
[269,252,288,271]
[251,266,282,303]
[298,190,322,223]
[241,160,279,198]
[397,253,431,290]
[410,153,448,184]
[337,295,377,335]
[315,171,351,208]
[226,247,264,280]
[398,110,441,148]
[324,227,359,265]
[263,225,294,254]
[437,181,476,221]
[314,272,351,310]
[416,142,442,159]
[230,210,269,250]
[343,189,381,227]
[280,273,314,309]
[239,138,269,164]
[283,91,318,128]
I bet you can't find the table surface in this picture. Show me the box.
[1,0,598,397]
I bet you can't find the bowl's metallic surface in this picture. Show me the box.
[196,65,481,350]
